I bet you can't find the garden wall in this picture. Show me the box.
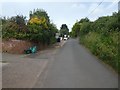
[2,39,50,54]
[2,39,33,54]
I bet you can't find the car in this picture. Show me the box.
[64,37,68,40]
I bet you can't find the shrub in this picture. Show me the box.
[77,12,119,73]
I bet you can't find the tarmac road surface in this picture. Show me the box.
[34,39,118,88]
[2,39,118,88]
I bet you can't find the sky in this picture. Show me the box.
[0,0,119,31]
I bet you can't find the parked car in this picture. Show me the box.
[64,37,68,40]
[57,37,61,42]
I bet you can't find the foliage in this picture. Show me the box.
[27,9,58,44]
[2,9,58,45]
[80,22,92,36]
[29,9,50,23]
[72,12,120,73]
[2,15,28,40]
[71,18,90,38]
[71,22,81,37]
[60,24,69,37]
[29,16,48,29]
[78,17,90,23]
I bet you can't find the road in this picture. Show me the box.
[2,39,118,88]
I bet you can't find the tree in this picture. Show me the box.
[28,9,58,44]
[79,17,89,23]
[2,8,58,45]
[80,22,91,36]
[60,24,69,37]
[71,22,81,37]
[2,15,28,39]
[29,9,50,23]
[71,18,90,38]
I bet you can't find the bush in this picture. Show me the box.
[2,9,58,45]
[77,12,119,73]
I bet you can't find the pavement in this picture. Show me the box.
[2,39,118,88]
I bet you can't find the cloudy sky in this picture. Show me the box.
[0,0,119,31]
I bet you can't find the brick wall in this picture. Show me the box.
[2,39,33,54]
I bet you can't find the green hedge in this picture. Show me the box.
[72,12,120,73]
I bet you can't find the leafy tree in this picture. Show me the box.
[71,22,81,37]
[60,24,69,37]
[80,22,92,36]
[2,9,58,45]
[29,9,50,23]
[71,18,90,37]
[2,15,28,39]
[28,9,58,44]
[78,17,89,23]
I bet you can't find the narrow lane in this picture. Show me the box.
[35,39,118,88]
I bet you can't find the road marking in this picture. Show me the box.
[36,61,48,78]
[37,61,48,78]
[31,60,48,88]
[60,41,66,47]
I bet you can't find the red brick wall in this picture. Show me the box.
[2,39,33,54]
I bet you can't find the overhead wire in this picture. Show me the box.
[86,0,104,18]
